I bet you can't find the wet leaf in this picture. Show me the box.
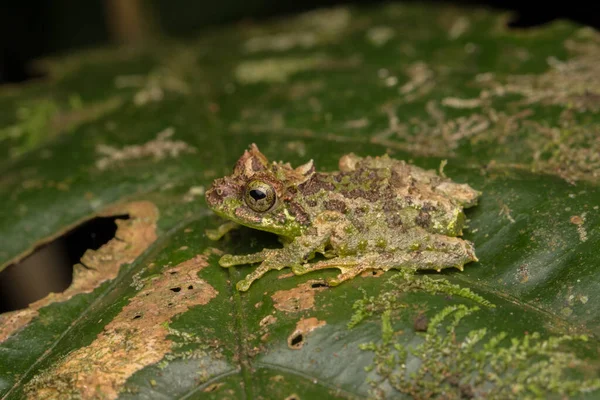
[1,4,599,399]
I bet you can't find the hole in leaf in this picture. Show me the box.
[187,285,194,290]
[170,287,182,293]
[310,282,328,289]
[0,214,129,313]
[290,334,303,347]
[132,314,142,320]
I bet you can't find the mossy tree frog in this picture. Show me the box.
[205,144,480,291]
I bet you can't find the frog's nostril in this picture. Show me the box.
[206,188,224,205]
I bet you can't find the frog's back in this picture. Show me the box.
[296,153,480,237]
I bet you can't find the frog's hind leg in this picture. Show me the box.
[291,256,374,286]
[293,246,475,287]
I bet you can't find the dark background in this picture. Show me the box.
[1,0,598,85]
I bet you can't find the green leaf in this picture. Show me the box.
[1,4,599,399]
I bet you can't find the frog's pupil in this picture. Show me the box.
[250,189,266,201]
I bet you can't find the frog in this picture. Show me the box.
[205,144,481,291]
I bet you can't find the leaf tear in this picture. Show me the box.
[24,254,217,400]
[0,201,159,343]
[287,317,326,350]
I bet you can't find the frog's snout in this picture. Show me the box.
[204,185,221,208]
[205,178,238,208]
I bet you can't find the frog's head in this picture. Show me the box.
[206,144,315,239]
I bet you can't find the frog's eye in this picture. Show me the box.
[244,180,276,212]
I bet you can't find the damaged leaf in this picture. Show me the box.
[1,3,600,400]
[25,255,217,400]
[0,201,158,342]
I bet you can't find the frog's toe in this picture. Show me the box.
[236,279,252,291]
[291,263,310,275]
[205,229,221,241]
[219,255,236,267]
[326,277,342,286]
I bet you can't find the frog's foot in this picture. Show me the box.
[206,221,240,241]
[235,257,297,291]
[291,256,368,286]
[423,235,478,266]
[219,249,273,267]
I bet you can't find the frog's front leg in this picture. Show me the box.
[205,221,240,241]
[219,248,274,267]
[231,233,331,291]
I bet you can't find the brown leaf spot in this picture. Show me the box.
[570,215,584,225]
[361,269,384,278]
[277,272,295,280]
[25,254,217,399]
[259,314,277,328]
[287,317,326,350]
[413,313,429,332]
[570,213,588,242]
[203,383,224,393]
[0,201,159,343]
[271,280,328,313]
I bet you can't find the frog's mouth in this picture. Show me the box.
[209,199,305,241]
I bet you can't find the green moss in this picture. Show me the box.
[347,270,494,329]
[359,305,600,400]
[0,99,59,157]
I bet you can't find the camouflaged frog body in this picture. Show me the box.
[205,144,480,291]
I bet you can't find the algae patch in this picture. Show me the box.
[0,201,158,343]
[24,254,218,400]
[0,96,123,158]
[499,36,600,112]
[95,127,196,170]
[234,56,328,84]
[347,272,599,399]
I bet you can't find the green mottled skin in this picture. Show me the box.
[205,144,481,291]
